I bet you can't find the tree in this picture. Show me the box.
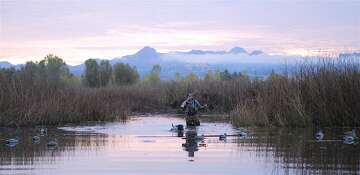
[204,70,215,81]
[84,59,99,87]
[220,69,232,81]
[113,63,139,85]
[98,60,112,86]
[39,54,70,87]
[145,64,161,83]
[185,73,198,82]
[175,72,183,82]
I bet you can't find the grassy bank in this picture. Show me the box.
[0,56,359,127]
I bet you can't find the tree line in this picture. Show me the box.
[83,59,139,87]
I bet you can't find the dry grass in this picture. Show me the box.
[1,58,359,127]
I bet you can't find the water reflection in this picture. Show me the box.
[0,115,359,175]
[182,128,199,158]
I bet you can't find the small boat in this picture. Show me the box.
[314,130,324,141]
[219,133,227,141]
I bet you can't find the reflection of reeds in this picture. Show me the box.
[234,128,360,175]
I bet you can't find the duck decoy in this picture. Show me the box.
[32,135,41,143]
[170,124,184,132]
[5,138,19,144]
[344,129,356,138]
[47,139,58,147]
[219,133,227,141]
[314,130,324,141]
[40,128,48,136]
[343,129,356,144]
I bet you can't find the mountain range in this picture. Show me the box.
[1,47,359,79]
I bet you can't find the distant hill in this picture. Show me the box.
[65,46,285,79]
[339,52,360,58]
[2,47,358,79]
[0,61,13,68]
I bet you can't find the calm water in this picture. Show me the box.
[0,114,359,175]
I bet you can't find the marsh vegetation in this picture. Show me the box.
[0,55,359,127]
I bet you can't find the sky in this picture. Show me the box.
[0,0,359,65]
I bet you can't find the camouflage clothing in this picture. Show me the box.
[181,96,204,126]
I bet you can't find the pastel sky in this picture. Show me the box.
[0,0,359,65]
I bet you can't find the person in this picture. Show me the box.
[180,93,206,126]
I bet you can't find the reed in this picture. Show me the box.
[0,57,359,127]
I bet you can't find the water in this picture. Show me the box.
[0,114,359,175]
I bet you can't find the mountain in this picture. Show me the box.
[178,50,227,55]
[68,46,278,79]
[249,50,264,56]
[175,47,263,56]
[339,52,360,58]
[0,61,13,68]
[3,46,324,79]
[229,47,247,54]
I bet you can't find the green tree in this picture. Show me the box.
[113,63,139,85]
[204,70,215,81]
[175,72,183,82]
[185,73,198,82]
[84,59,99,87]
[39,54,70,86]
[98,60,112,86]
[220,69,232,81]
[145,64,161,83]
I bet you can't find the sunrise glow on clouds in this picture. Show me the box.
[0,0,359,65]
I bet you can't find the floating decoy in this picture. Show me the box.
[170,124,184,132]
[47,139,58,147]
[239,128,248,137]
[344,129,356,138]
[343,136,355,144]
[5,138,19,145]
[343,129,356,144]
[219,133,227,141]
[314,130,324,141]
[32,135,41,143]
[40,128,48,136]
